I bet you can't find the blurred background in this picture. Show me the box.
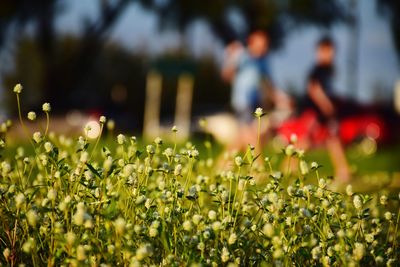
[0,0,399,137]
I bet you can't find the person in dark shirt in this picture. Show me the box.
[307,36,350,183]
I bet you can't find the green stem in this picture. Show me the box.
[257,117,261,152]
[183,159,193,193]
[90,123,104,159]
[231,166,241,216]
[44,112,50,138]
[228,176,233,215]
[392,206,400,253]
[233,180,248,229]
[16,94,35,148]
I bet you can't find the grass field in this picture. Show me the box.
[0,86,399,266]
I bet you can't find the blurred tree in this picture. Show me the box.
[0,0,356,126]
[376,0,400,62]
[0,0,131,109]
[138,0,349,48]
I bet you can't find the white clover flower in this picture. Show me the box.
[311,162,319,169]
[73,202,86,226]
[77,136,85,146]
[42,102,51,112]
[311,246,321,260]
[346,184,354,196]
[262,223,274,237]
[273,249,283,259]
[235,156,243,167]
[384,211,392,221]
[221,247,230,263]
[44,142,53,153]
[254,107,264,118]
[379,195,387,205]
[80,151,89,163]
[318,178,326,189]
[136,195,146,205]
[84,121,101,139]
[327,207,336,216]
[22,238,35,254]
[15,193,25,209]
[163,148,174,158]
[117,158,125,167]
[117,134,126,145]
[284,144,295,156]
[65,232,76,246]
[212,221,221,232]
[192,214,202,225]
[103,156,113,172]
[84,170,93,181]
[353,195,362,210]
[299,160,309,175]
[99,115,106,124]
[352,242,365,261]
[27,111,36,121]
[228,233,237,245]
[197,242,205,251]
[76,245,86,261]
[183,220,192,231]
[171,125,178,132]
[107,245,115,254]
[1,161,11,174]
[154,137,163,145]
[26,210,38,227]
[321,199,329,208]
[365,233,374,243]
[322,256,330,267]
[33,132,42,143]
[146,144,155,154]
[122,164,134,178]
[47,188,57,201]
[64,195,72,204]
[13,83,23,94]
[136,244,150,261]
[285,217,292,226]
[114,217,126,235]
[149,227,158,237]
[208,210,217,221]
[189,149,199,158]
[145,198,152,209]
[174,164,182,176]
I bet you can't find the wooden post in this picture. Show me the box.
[174,73,194,140]
[143,71,162,139]
[395,80,400,114]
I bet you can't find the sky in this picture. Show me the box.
[56,0,399,104]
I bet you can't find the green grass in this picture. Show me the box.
[0,87,399,266]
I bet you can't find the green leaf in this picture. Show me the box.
[86,163,102,179]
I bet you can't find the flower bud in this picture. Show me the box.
[99,116,106,124]
[44,142,53,153]
[117,134,126,145]
[13,83,23,94]
[33,132,42,143]
[235,156,243,167]
[254,107,264,118]
[27,111,36,121]
[42,103,51,112]
[228,233,237,245]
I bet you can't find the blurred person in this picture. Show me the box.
[306,36,350,182]
[221,31,277,152]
